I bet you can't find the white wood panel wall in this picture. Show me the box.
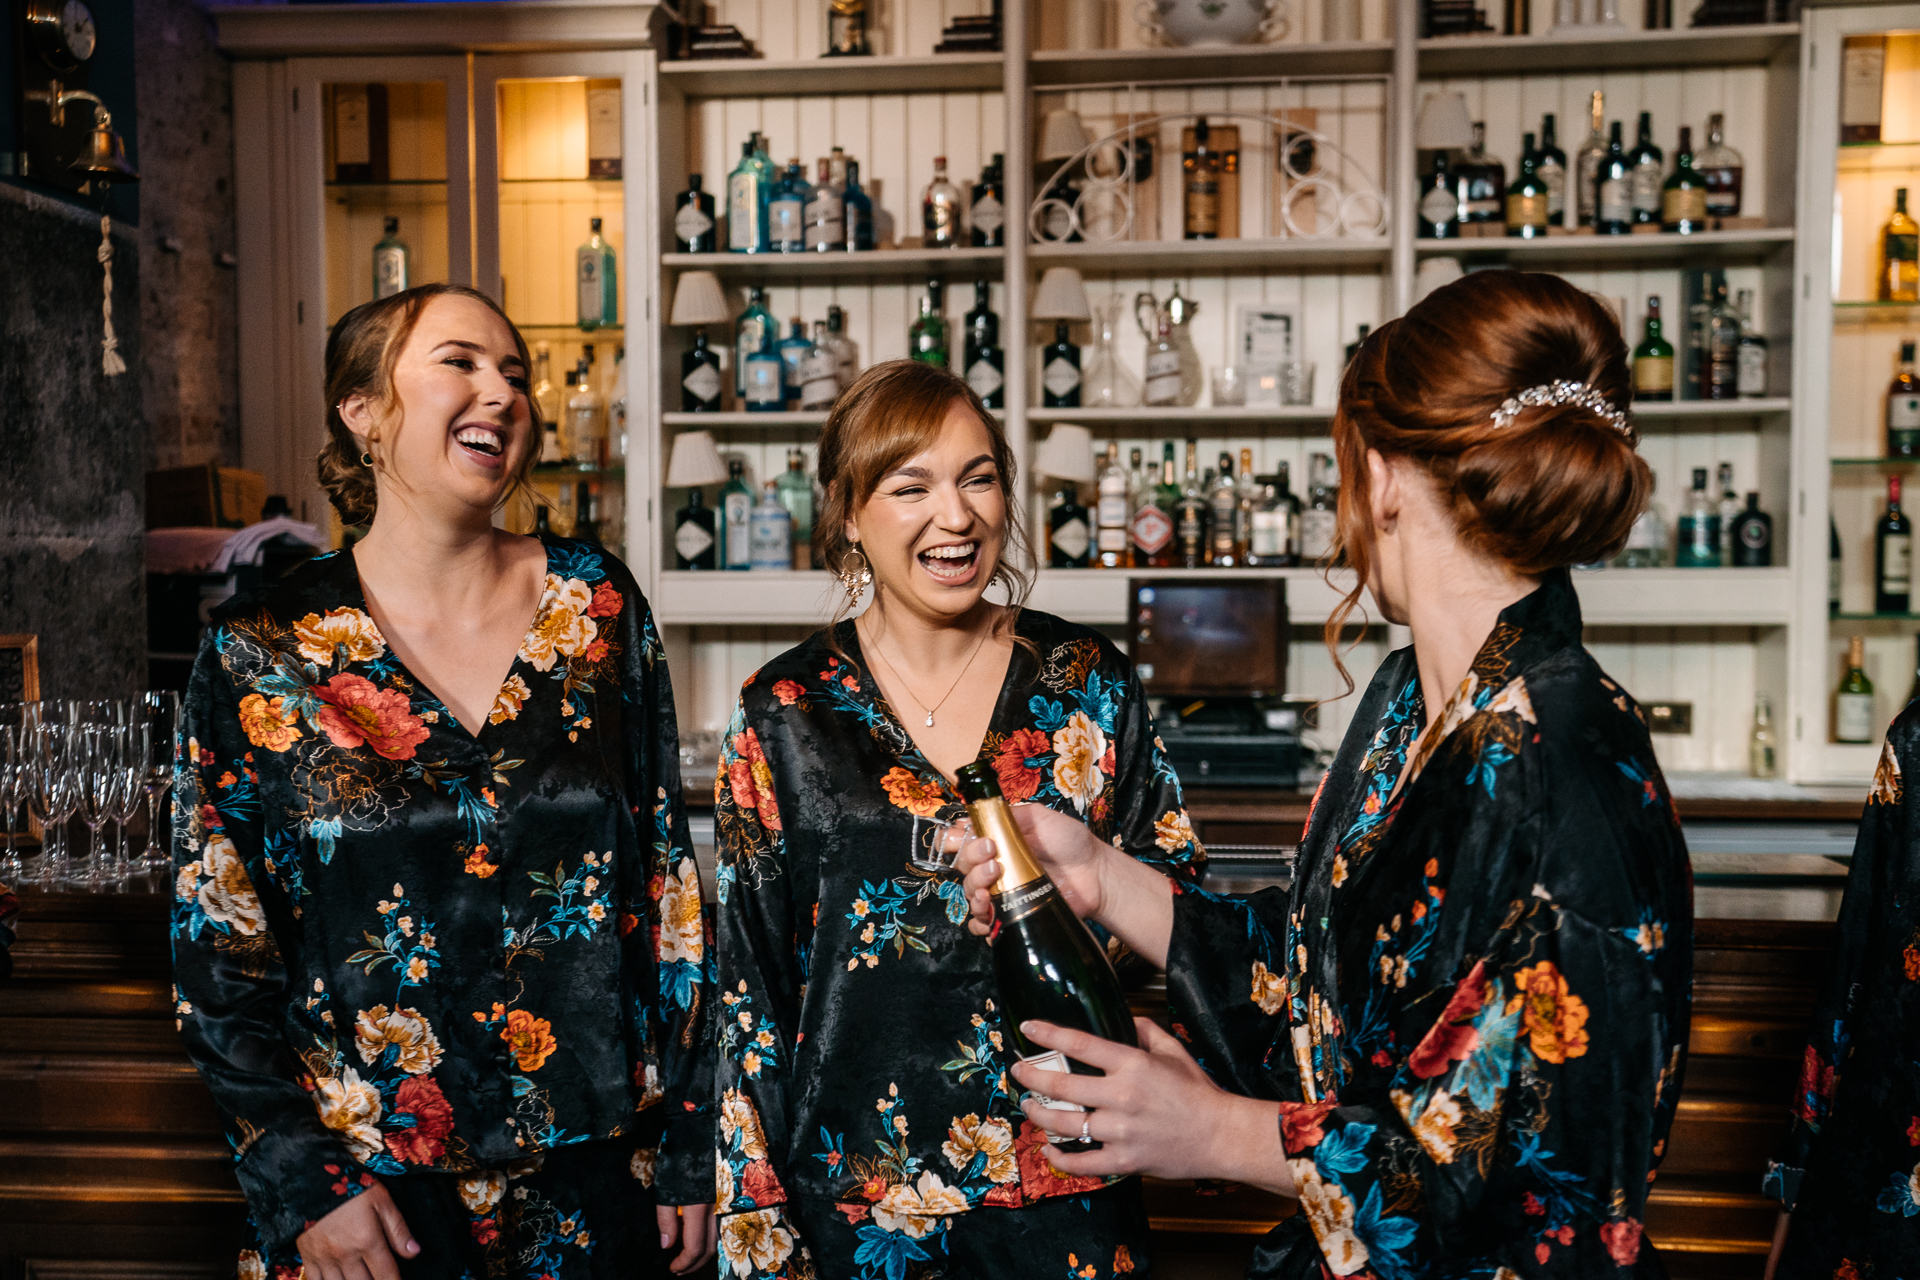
[708,0,993,61]
[1032,0,1396,50]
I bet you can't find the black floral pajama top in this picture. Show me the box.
[168,536,713,1255]
[1765,710,1920,1276]
[1167,570,1693,1278]
[712,610,1204,1280]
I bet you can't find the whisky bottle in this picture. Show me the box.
[1883,188,1919,303]
[1575,90,1607,229]
[1890,339,1920,458]
[1878,475,1913,613]
[373,217,408,299]
[1661,127,1708,234]
[1697,113,1744,219]
[1632,296,1675,401]
[1505,133,1549,239]
[1095,443,1132,570]
[1627,111,1664,227]
[675,173,717,252]
[1183,116,1223,240]
[1537,113,1567,226]
[1836,635,1875,744]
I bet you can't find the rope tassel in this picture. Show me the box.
[97,214,125,377]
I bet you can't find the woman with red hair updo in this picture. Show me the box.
[952,271,1694,1278]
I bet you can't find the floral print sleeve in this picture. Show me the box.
[1097,668,1203,879]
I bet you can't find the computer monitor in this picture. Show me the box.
[1129,579,1287,697]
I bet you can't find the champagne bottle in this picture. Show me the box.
[955,760,1138,1141]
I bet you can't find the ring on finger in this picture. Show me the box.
[1079,1114,1092,1143]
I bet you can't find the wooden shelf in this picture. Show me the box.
[662,247,1004,282]
[658,52,1004,97]
[1417,23,1800,76]
[1030,40,1393,88]
[211,0,655,56]
[1030,237,1391,274]
[1415,226,1794,266]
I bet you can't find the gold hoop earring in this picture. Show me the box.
[360,451,375,468]
[839,546,872,607]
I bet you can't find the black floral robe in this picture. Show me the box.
[713,610,1204,1280]
[1764,714,1920,1276]
[1167,569,1693,1278]
[169,535,712,1253]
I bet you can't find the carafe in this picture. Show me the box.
[1083,294,1142,407]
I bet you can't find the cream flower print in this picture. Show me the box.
[659,856,706,966]
[315,1065,385,1162]
[198,831,266,936]
[1154,809,1195,853]
[518,575,598,672]
[716,1155,736,1209]
[720,1087,769,1160]
[237,1251,266,1280]
[1251,960,1287,1016]
[1874,739,1904,806]
[941,1114,1018,1184]
[630,1145,657,1187]
[874,1171,969,1237]
[295,607,387,666]
[1486,676,1538,724]
[458,1171,507,1213]
[1393,1086,1463,1164]
[354,1004,444,1076]
[1050,710,1109,814]
[489,674,532,725]
[1293,1163,1369,1275]
[720,1208,795,1278]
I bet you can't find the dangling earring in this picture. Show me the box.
[360,451,375,468]
[839,546,872,607]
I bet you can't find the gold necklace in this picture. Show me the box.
[862,619,994,729]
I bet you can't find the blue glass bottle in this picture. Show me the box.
[735,286,776,400]
[843,159,875,252]
[776,318,816,406]
[727,139,769,253]
[770,159,807,253]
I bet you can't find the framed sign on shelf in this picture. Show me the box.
[0,635,39,704]
[1236,306,1297,406]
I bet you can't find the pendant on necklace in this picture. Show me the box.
[924,713,935,728]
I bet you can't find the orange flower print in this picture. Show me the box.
[881,766,947,818]
[500,1008,557,1072]
[1838,1261,1863,1280]
[1506,961,1591,1064]
[1905,943,1920,981]
[314,673,429,760]
[464,846,497,878]
[771,679,805,706]
[992,729,1050,803]
[725,728,782,831]
[237,693,302,752]
[488,675,531,725]
[1114,1245,1135,1274]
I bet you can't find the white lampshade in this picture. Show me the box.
[669,270,731,326]
[1034,424,1098,483]
[665,430,729,488]
[1415,91,1473,151]
[1038,108,1092,162]
[1032,267,1091,321]
[1413,255,1463,303]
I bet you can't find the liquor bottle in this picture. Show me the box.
[1095,443,1132,569]
[1183,116,1224,240]
[799,322,841,412]
[749,482,793,572]
[1505,134,1549,239]
[971,153,1006,248]
[1417,151,1458,238]
[1300,453,1338,563]
[1877,475,1913,613]
[1716,462,1742,565]
[577,218,618,330]
[1836,636,1875,744]
[674,486,717,570]
[1247,477,1288,568]
[1616,475,1668,568]
[910,280,949,368]
[720,459,754,570]
[1627,112,1664,227]
[776,319,816,406]
[1732,493,1773,567]
[1207,452,1240,567]
[373,217,408,299]
[1661,127,1708,234]
[743,348,785,412]
[1831,516,1844,614]
[1704,282,1741,401]
[1041,322,1081,408]
[1128,447,1149,517]
[727,139,770,253]
[573,481,599,545]
[954,761,1140,1111]
[1697,112,1744,218]
[1890,340,1920,457]
[1596,122,1632,236]
[828,147,849,191]
[1575,90,1607,229]
[1176,441,1207,569]
[1345,324,1372,369]
[1237,447,1259,563]
[1049,486,1092,569]
[681,330,723,412]
[1132,443,1177,567]
[735,285,776,400]
[1735,289,1769,399]
[1633,296,1675,402]
[1674,468,1721,568]
[770,160,807,253]
[826,0,871,55]
[922,155,963,249]
[532,341,563,430]
[1274,460,1303,564]
[545,371,572,464]
[1537,113,1567,227]
[824,304,860,389]
[1750,694,1778,779]
[776,448,815,570]
[1883,188,1920,303]
[566,361,605,469]
[1143,309,1183,407]
[1458,122,1505,226]
[675,174,717,252]
[805,158,845,252]
[331,83,388,184]
[843,160,876,252]
[963,281,1005,408]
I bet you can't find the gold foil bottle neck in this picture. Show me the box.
[965,795,1046,894]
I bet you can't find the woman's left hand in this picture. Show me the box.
[1011,1018,1295,1199]
[657,1201,717,1274]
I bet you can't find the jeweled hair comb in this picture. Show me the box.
[1490,380,1634,439]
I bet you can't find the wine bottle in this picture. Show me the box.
[955,759,1139,1140]
[1890,339,1920,458]
[1831,515,1844,615]
[675,173,717,252]
[1877,474,1912,613]
[1836,635,1875,744]
[843,160,876,252]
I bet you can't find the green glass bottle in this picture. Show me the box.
[956,760,1136,1147]
[909,279,949,368]
[1632,295,1675,402]
[1661,126,1708,234]
[1836,635,1875,744]
[1505,133,1549,239]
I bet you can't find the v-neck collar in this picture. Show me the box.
[326,535,558,741]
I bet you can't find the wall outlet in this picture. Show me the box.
[1645,702,1693,735]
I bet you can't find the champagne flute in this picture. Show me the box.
[29,723,78,885]
[76,725,118,886]
[0,723,23,883]
[138,691,181,872]
[110,723,148,883]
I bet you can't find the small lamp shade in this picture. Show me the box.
[1413,255,1464,303]
[1034,424,1098,483]
[1415,92,1473,151]
[1032,267,1091,321]
[1038,108,1092,162]
[669,271,731,326]
[666,430,729,488]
